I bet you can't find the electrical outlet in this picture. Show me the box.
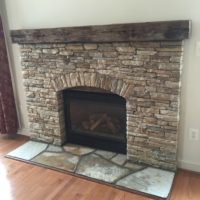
[195,41,200,57]
[189,128,199,141]
[196,41,200,57]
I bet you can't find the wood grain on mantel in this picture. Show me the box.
[11,20,191,44]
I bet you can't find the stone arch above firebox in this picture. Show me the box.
[51,72,133,99]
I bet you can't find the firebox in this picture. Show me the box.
[63,88,127,153]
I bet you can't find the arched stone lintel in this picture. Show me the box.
[51,72,133,99]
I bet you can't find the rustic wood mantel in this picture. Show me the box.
[11,20,191,44]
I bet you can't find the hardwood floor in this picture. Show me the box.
[0,135,200,200]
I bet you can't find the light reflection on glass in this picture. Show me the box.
[0,162,12,200]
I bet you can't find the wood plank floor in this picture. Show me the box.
[0,135,200,200]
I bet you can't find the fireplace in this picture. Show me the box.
[11,20,190,170]
[63,88,126,153]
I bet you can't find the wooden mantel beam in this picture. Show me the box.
[10,20,191,44]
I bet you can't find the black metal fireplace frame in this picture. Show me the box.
[63,89,127,154]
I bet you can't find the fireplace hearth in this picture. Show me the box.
[63,89,126,153]
[11,20,191,170]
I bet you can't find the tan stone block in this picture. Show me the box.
[59,50,73,56]
[103,52,118,58]
[127,121,138,127]
[51,79,58,91]
[156,47,183,52]
[45,99,58,106]
[99,76,106,89]
[170,56,182,63]
[127,126,141,134]
[133,86,145,92]
[75,73,81,86]
[36,44,53,48]
[155,114,178,122]
[119,67,132,74]
[29,53,40,59]
[60,75,67,89]
[158,51,182,56]
[160,146,177,153]
[114,79,123,95]
[165,81,180,88]
[137,50,157,55]
[165,132,177,141]
[84,44,98,50]
[140,107,160,114]
[123,85,133,99]
[126,99,137,108]
[156,120,168,126]
[89,52,103,58]
[90,73,97,87]
[26,91,35,98]
[133,137,148,144]
[135,99,154,108]
[84,73,91,86]
[66,44,83,51]
[147,130,165,138]
[42,48,58,54]
[70,73,78,87]
[79,72,85,86]
[168,121,178,127]
[110,79,117,93]
[94,74,101,88]
[122,60,143,66]
[53,138,62,145]
[118,55,133,60]
[29,132,39,139]
[22,71,30,78]
[116,47,135,53]
[150,56,170,63]
[101,76,111,90]
[55,77,64,91]
[170,101,179,108]
[149,137,177,147]
[133,55,150,61]
[160,109,177,116]
[65,74,72,88]
[39,134,54,143]
[20,48,32,53]
[120,83,129,97]
[151,92,176,101]
[53,44,65,48]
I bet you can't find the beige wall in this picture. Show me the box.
[2,0,200,172]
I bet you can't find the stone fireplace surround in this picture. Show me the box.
[11,20,190,170]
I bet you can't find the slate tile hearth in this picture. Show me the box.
[33,152,79,172]
[7,141,48,160]
[76,154,130,183]
[6,141,175,199]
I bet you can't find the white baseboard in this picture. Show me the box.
[178,160,200,173]
[17,128,30,137]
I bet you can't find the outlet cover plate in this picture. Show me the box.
[189,128,199,141]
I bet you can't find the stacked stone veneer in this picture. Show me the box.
[21,41,183,170]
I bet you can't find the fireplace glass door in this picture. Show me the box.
[63,89,126,153]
